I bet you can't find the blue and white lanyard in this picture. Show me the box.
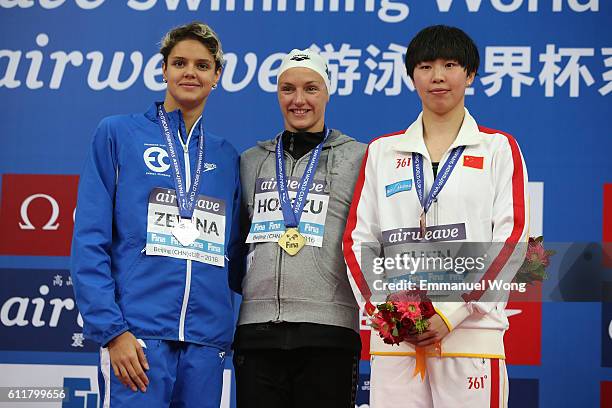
[156,104,205,219]
[275,128,331,228]
[412,145,465,214]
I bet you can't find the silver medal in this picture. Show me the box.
[172,219,200,247]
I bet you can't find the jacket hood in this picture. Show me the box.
[255,129,356,152]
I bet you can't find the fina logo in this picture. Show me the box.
[143,146,170,173]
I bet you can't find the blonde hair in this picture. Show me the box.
[160,21,224,70]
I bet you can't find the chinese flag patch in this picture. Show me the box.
[463,155,484,169]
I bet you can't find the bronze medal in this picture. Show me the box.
[419,211,427,239]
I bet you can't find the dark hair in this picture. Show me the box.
[404,25,479,80]
[160,21,223,70]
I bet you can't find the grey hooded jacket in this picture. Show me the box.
[238,129,366,332]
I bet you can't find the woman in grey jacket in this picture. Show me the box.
[232,48,366,408]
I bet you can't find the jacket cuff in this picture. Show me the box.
[99,325,130,348]
[433,302,471,332]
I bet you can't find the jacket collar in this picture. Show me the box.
[144,102,160,123]
[256,128,355,152]
[393,108,482,156]
[144,102,203,140]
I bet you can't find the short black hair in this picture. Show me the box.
[404,25,479,80]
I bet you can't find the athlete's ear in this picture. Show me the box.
[466,71,475,87]
[213,66,222,87]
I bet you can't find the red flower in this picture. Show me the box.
[370,292,436,345]
[526,239,550,267]
[420,301,436,319]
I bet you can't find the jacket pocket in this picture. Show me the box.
[240,243,278,300]
[307,245,356,306]
[117,246,146,299]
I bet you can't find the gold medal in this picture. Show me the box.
[278,227,306,256]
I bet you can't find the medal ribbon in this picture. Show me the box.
[156,104,205,219]
[412,146,465,215]
[275,128,331,228]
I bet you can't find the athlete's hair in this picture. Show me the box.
[160,21,224,70]
[404,25,479,80]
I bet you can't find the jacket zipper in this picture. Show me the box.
[178,120,199,342]
[429,148,451,228]
[274,151,306,321]
[433,198,439,226]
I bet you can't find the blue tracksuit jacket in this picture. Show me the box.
[70,102,243,350]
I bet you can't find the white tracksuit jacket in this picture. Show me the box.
[343,109,529,358]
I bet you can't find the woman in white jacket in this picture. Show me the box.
[343,25,529,408]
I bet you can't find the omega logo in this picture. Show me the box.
[19,194,61,230]
[143,146,170,173]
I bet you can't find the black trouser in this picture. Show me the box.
[233,347,359,408]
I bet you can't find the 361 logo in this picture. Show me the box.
[468,375,487,390]
[0,174,78,256]
[395,157,411,168]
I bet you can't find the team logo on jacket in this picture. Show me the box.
[385,180,412,197]
[143,144,170,174]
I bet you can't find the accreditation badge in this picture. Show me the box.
[246,177,329,247]
[145,187,226,266]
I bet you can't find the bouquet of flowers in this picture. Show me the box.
[370,290,436,346]
[513,236,555,285]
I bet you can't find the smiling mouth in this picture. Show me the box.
[291,109,310,115]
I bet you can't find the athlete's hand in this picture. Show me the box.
[107,331,150,392]
[414,314,450,347]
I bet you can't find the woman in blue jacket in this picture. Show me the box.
[70,21,242,408]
